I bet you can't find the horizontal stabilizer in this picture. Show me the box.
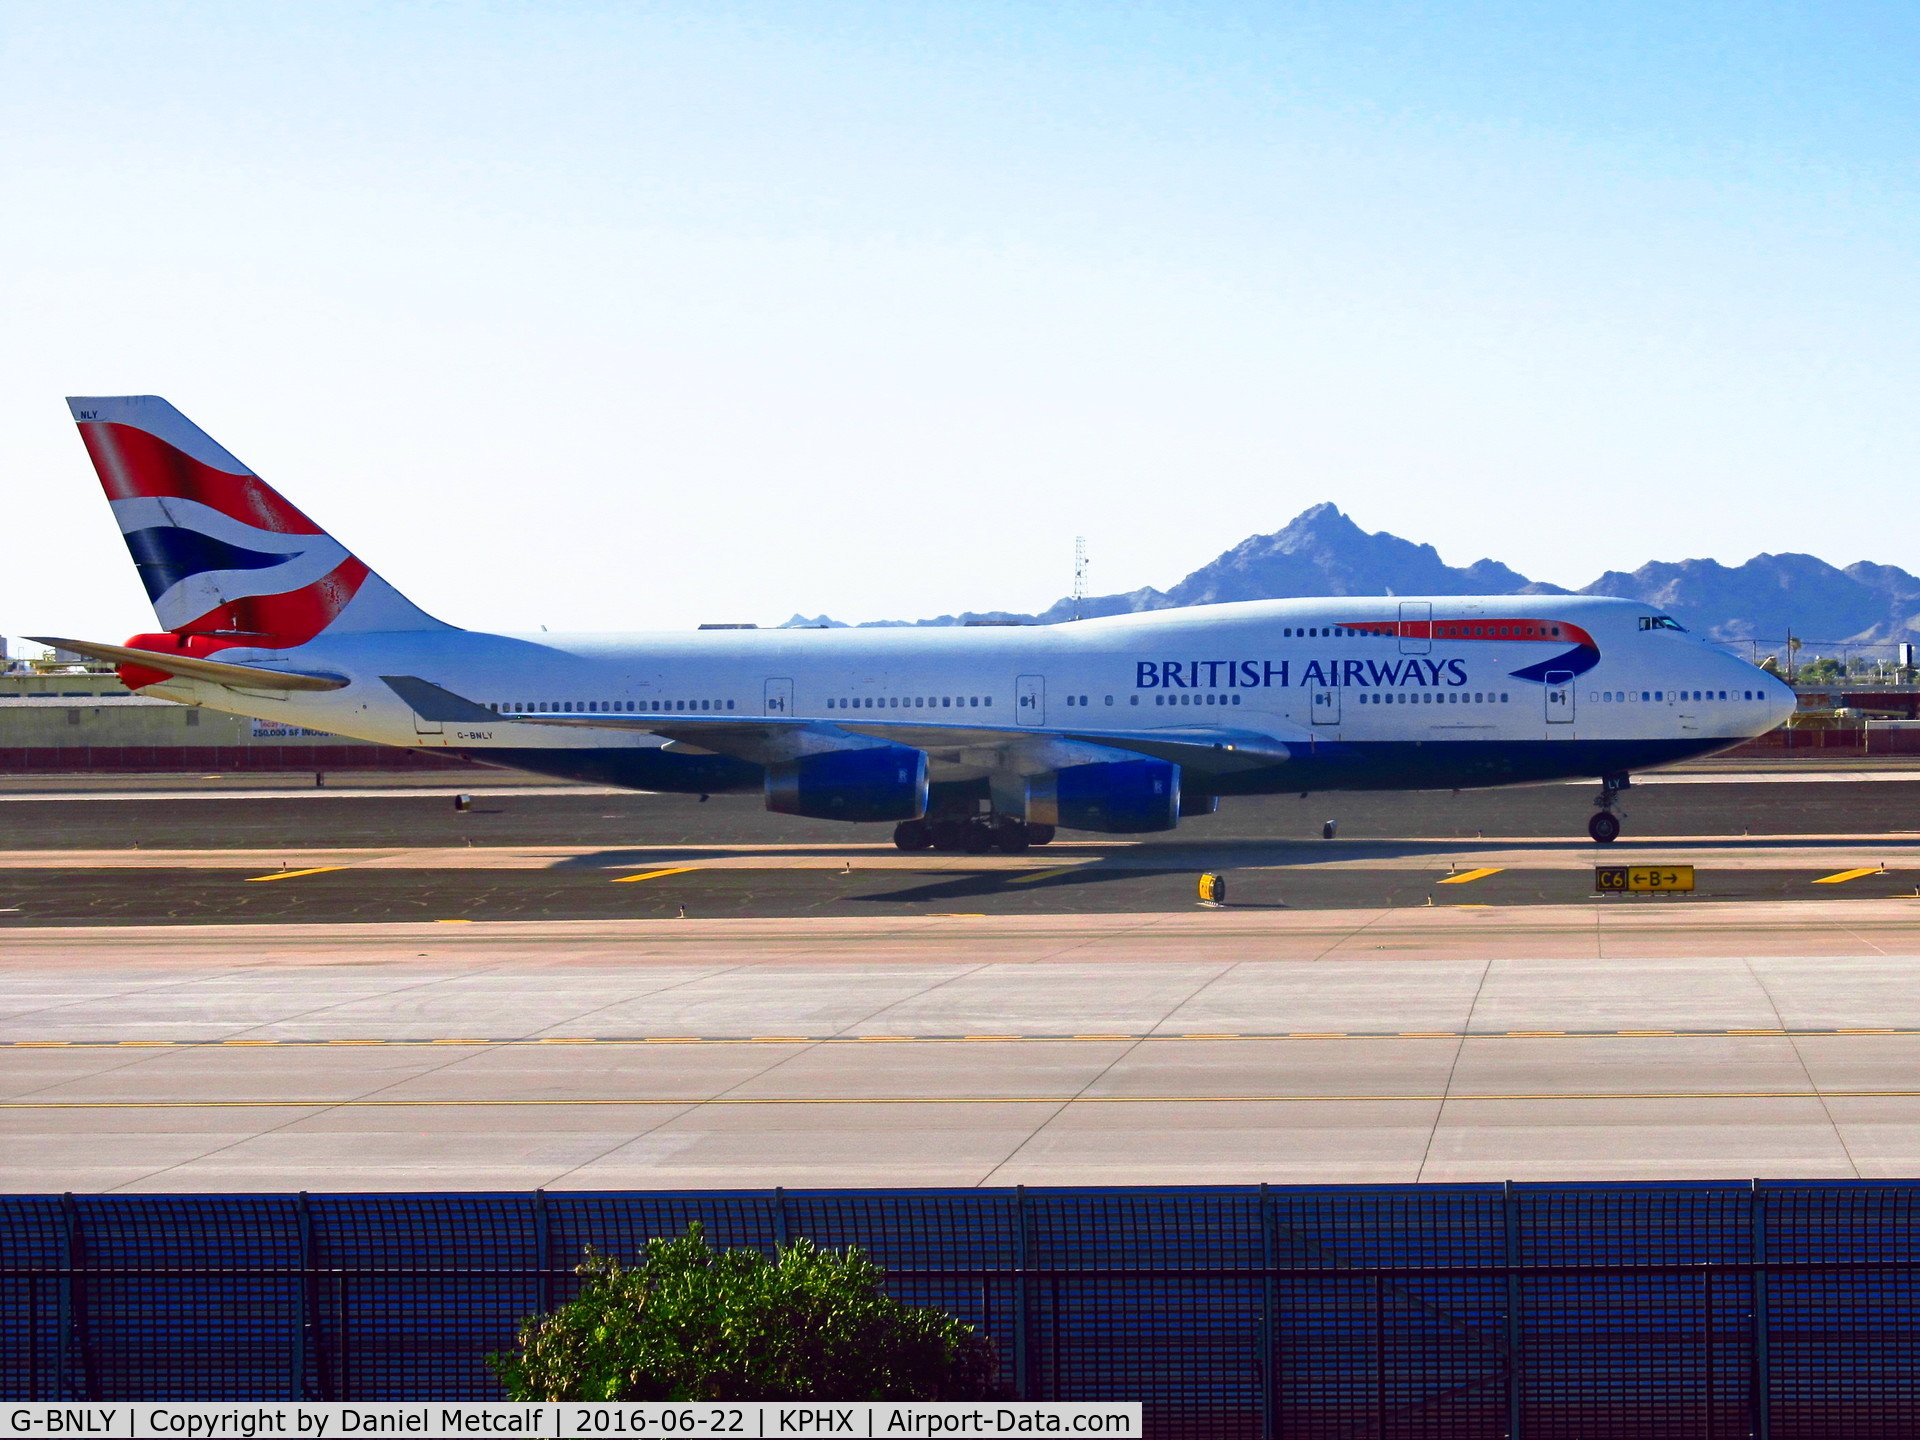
[28,636,349,692]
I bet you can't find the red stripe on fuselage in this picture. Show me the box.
[1343,618,1597,648]
[78,423,322,535]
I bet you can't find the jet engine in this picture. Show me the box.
[765,745,929,822]
[1029,758,1180,834]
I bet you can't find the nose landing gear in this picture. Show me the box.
[1588,773,1629,844]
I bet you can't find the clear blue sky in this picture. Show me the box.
[4,2,1918,636]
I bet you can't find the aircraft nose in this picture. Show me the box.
[1760,671,1797,730]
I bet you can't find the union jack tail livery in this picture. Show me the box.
[67,395,448,648]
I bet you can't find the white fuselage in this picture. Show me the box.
[137,594,1794,798]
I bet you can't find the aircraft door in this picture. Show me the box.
[1544,670,1575,724]
[1311,685,1341,726]
[1398,601,1432,654]
[764,678,794,716]
[1016,674,1045,725]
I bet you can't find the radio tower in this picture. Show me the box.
[1072,536,1088,622]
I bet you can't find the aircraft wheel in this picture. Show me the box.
[1588,811,1621,844]
[1025,824,1056,846]
[994,822,1031,853]
[926,821,966,851]
[959,821,995,854]
[893,820,932,851]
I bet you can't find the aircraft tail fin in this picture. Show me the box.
[67,395,451,646]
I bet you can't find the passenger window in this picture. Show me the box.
[1130,695,1139,705]
[1232,695,1241,705]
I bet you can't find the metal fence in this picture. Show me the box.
[5,1182,1920,1437]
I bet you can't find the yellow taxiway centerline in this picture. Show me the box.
[4,1088,1918,1110]
[6,1027,1915,1048]
[610,866,699,884]
[1436,867,1504,885]
[243,866,348,882]
[1814,867,1886,884]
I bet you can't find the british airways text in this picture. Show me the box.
[1135,659,1471,689]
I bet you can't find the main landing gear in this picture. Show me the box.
[893,818,1056,853]
[1588,773,1630,844]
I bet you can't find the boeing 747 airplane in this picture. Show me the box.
[39,396,1796,848]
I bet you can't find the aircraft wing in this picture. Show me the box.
[379,676,1295,773]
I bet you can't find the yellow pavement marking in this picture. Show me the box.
[434,919,473,923]
[8,1088,1920,1110]
[1003,868,1081,885]
[244,866,347,882]
[611,866,699,884]
[1436,867,1503,885]
[1814,867,1886,884]
[9,1027,1920,1051]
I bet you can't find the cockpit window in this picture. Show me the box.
[1637,615,1687,632]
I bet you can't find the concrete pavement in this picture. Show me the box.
[4,901,1919,1191]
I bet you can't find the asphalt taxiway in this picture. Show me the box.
[0,767,1918,924]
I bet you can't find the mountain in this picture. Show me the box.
[785,504,1920,647]
[1580,556,1920,644]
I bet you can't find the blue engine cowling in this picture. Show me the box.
[765,745,929,822]
[1032,758,1180,834]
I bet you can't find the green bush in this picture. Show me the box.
[488,1224,1000,1401]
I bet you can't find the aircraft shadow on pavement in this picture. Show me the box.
[852,867,1189,905]
[1126,835,1920,865]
